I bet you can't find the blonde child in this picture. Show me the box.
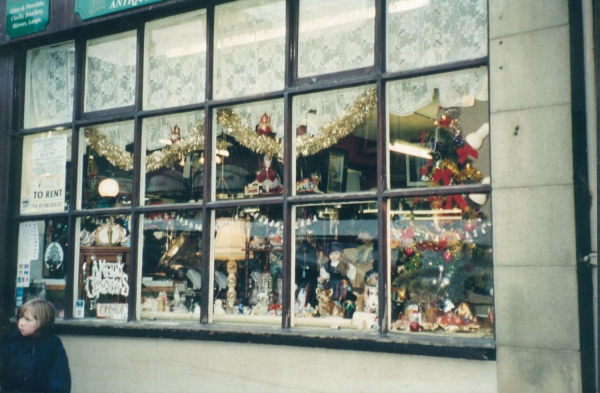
[0,298,71,392]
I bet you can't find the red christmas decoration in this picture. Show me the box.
[443,250,453,263]
[464,221,476,232]
[257,113,273,137]
[403,247,415,257]
[456,143,479,164]
[432,168,453,186]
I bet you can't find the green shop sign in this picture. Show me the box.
[6,0,49,39]
[75,0,167,21]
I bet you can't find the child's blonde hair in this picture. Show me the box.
[19,298,56,334]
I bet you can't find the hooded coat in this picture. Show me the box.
[0,328,71,392]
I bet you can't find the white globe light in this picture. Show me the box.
[98,178,119,197]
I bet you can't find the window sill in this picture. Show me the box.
[54,319,495,361]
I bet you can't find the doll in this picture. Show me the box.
[256,155,283,194]
[318,242,357,304]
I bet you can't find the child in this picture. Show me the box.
[0,298,71,392]
[318,242,357,304]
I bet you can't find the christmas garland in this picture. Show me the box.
[86,88,377,171]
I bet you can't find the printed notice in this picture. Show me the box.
[18,221,39,261]
[28,134,67,213]
[6,0,49,38]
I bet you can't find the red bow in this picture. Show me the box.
[438,116,452,128]
[420,159,434,176]
[456,143,478,164]
[420,131,426,146]
[433,168,453,186]
[445,194,468,211]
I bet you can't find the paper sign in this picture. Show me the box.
[29,135,67,213]
[18,221,39,261]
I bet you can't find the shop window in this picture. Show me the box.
[211,207,283,325]
[79,121,134,209]
[16,219,69,318]
[213,0,286,100]
[24,41,75,129]
[75,215,131,320]
[386,0,488,73]
[140,211,202,321]
[84,31,137,113]
[293,202,379,331]
[20,130,72,215]
[387,67,489,190]
[389,195,493,337]
[298,0,375,78]
[143,10,207,111]
[141,111,205,205]
[293,85,377,195]
[213,99,284,200]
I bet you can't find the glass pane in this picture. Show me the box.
[20,130,72,215]
[143,10,207,110]
[141,111,205,205]
[298,0,375,78]
[75,215,131,320]
[15,219,69,318]
[84,31,137,112]
[212,207,283,325]
[213,0,285,100]
[293,202,379,331]
[390,195,493,337]
[387,67,489,189]
[386,0,488,73]
[140,211,202,321]
[293,85,377,195]
[213,99,284,200]
[24,41,75,129]
[80,121,134,209]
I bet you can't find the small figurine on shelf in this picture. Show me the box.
[318,242,357,305]
[256,113,274,138]
[255,155,283,194]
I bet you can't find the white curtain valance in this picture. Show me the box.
[387,67,488,117]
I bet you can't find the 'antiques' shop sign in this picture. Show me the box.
[6,0,49,38]
[75,0,167,21]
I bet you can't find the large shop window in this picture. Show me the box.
[12,0,493,347]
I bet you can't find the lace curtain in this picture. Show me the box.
[143,10,207,111]
[84,31,137,112]
[293,85,374,134]
[24,42,75,129]
[217,99,285,139]
[213,0,286,100]
[298,0,375,78]
[387,67,488,116]
[144,111,205,151]
[386,0,487,73]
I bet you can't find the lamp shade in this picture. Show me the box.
[469,177,491,205]
[465,122,490,150]
[214,218,247,260]
[98,178,119,197]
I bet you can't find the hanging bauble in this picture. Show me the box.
[464,221,476,232]
[453,134,464,146]
[443,250,453,263]
[403,247,415,257]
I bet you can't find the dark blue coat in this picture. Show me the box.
[0,328,71,392]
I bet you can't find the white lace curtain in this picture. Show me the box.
[387,67,488,116]
[293,85,373,133]
[24,42,75,129]
[213,0,286,100]
[84,31,137,113]
[143,10,207,111]
[144,111,205,151]
[298,0,375,77]
[386,0,488,73]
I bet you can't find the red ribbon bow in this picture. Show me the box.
[433,168,453,186]
[456,143,479,164]
[445,194,468,211]
[420,159,434,176]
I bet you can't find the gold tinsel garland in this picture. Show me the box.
[85,123,206,173]
[86,88,377,170]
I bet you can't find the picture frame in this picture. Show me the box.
[326,149,348,193]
